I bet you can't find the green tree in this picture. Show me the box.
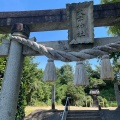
[15,56,44,120]
[66,85,85,106]
[56,64,86,106]
[0,34,9,89]
[0,57,7,87]
[57,64,74,85]
[84,61,105,93]
[0,34,9,43]
[30,81,52,106]
[55,64,74,104]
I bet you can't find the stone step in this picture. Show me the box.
[67,114,100,117]
[66,110,102,120]
[67,111,100,114]
[68,112,100,115]
[68,110,99,112]
[67,112,100,115]
[66,118,101,120]
[66,116,101,120]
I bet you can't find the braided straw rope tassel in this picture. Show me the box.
[100,55,114,80]
[74,61,89,86]
[43,58,56,82]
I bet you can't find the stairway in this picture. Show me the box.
[66,110,102,120]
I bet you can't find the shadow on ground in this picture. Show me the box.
[24,109,62,120]
[101,107,120,120]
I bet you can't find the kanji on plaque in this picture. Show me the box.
[76,9,86,37]
[66,2,94,45]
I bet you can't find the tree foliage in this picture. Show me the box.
[101,0,120,36]
[15,57,44,120]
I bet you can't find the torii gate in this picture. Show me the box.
[0,1,120,120]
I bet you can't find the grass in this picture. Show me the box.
[25,106,53,116]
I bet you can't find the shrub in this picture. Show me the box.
[108,101,117,107]
[98,96,108,107]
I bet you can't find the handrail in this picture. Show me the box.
[61,97,70,120]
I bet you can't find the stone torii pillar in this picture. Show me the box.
[0,23,30,120]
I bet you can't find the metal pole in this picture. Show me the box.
[0,23,30,120]
[52,85,55,110]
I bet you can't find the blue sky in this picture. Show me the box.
[0,0,110,70]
